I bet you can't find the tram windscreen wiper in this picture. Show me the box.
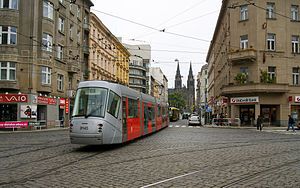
[85,106,102,118]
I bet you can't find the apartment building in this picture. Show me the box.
[149,67,168,102]
[196,64,208,123]
[0,0,93,128]
[207,0,300,126]
[88,13,130,85]
[123,43,151,94]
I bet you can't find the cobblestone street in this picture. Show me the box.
[0,120,300,187]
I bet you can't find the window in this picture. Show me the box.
[58,17,65,33]
[69,3,72,12]
[43,0,53,20]
[107,91,121,118]
[292,67,299,85]
[0,0,18,9]
[268,66,276,81]
[128,98,138,118]
[77,5,80,18]
[292,35,299,53]
[291,5,299,21]
[59,0,64,4]
[57,74,64,91]
[57,45,63,60]
[0,62,16,80]
[69,24,73,39]
[240,5,248,21]
[240,35,248,49]
[267,33,276,51]
[41,66,51,85]
[266,3,275,19]
[77,30,81,43]
[0,26,17,45]
[42,33,53,52]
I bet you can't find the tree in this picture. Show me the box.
[168,92,186,109]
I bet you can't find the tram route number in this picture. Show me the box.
[80,126,88,130]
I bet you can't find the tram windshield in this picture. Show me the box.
[72,87,108,118]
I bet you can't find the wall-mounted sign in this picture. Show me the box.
[0,94,28,103]
[20,105,37,119]
[230,97,259,104]
[0,121,28,128]
[37,96,57,105]
[295,96,300,103]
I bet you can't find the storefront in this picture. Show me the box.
[0,93,69,129]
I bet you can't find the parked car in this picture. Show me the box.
[188,114,201,126]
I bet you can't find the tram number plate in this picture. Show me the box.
[80,126,88,130]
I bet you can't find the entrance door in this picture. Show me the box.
[261,105,278,125]
[240,105,255,126]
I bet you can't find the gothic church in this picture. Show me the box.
[169,61,195,112]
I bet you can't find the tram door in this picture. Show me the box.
[122,97,127,142]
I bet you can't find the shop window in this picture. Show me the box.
[0,104,17,121]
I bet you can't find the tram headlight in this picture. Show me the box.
[70,123,73,132]
[97,124,103,133]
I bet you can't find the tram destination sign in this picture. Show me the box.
[230,97,259,104]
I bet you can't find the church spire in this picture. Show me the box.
[175,59,182,89]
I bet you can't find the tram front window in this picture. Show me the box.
[72,87,108,118]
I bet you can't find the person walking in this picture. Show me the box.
[256,115,263,131]
[287,115,295,132]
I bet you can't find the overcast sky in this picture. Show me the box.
[91,0,222,88]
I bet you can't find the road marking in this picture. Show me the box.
[141,171,199,188]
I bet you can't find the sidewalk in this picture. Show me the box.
[0,127,69,134]
[203,124,300,134]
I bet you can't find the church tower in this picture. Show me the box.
[187,62,195,111]
[175,60,182,89]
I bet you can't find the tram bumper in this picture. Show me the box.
[70,133,103,145]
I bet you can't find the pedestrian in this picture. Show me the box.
[256,115,263,131]
[287,115,295,132]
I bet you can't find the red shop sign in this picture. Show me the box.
[65,98,69,114]
[37,96,57,105]
[0,94,28,103]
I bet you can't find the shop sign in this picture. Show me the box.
[230,97,259,104]
[0,94,28,103]
[295,96,300,103]
[37,96,57,105]
[59,98,65,109]
[0,121,28,128]
[65,98,69,114]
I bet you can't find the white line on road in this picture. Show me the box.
[141,171,199,188]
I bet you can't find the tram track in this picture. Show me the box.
[1,136,299,187]
[220,159,300,188]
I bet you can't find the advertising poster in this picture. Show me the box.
[20,105,37,119]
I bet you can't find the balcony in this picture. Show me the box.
[221,83,289,96]
[228,48,257,64]
[0,81,19,90]
[67,62,80,73]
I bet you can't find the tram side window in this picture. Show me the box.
[107,91,121,118]
[157,105,161,117]
[128,99,138,118]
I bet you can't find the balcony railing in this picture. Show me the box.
[221,83,289,96]
[229,48,256,64]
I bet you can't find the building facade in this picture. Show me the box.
[0,0,93,129]
[196,64,209,123]
[124,43,151,94]
[150,67,168,102]
[88,13,130,85]
[207,0,300,126]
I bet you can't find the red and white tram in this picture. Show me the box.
[70,81,169,145]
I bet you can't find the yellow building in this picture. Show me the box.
[89,13,130,85]
[207,0,300,126]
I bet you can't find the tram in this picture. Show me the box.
[169,107,180,122]
[70,81,169,145]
